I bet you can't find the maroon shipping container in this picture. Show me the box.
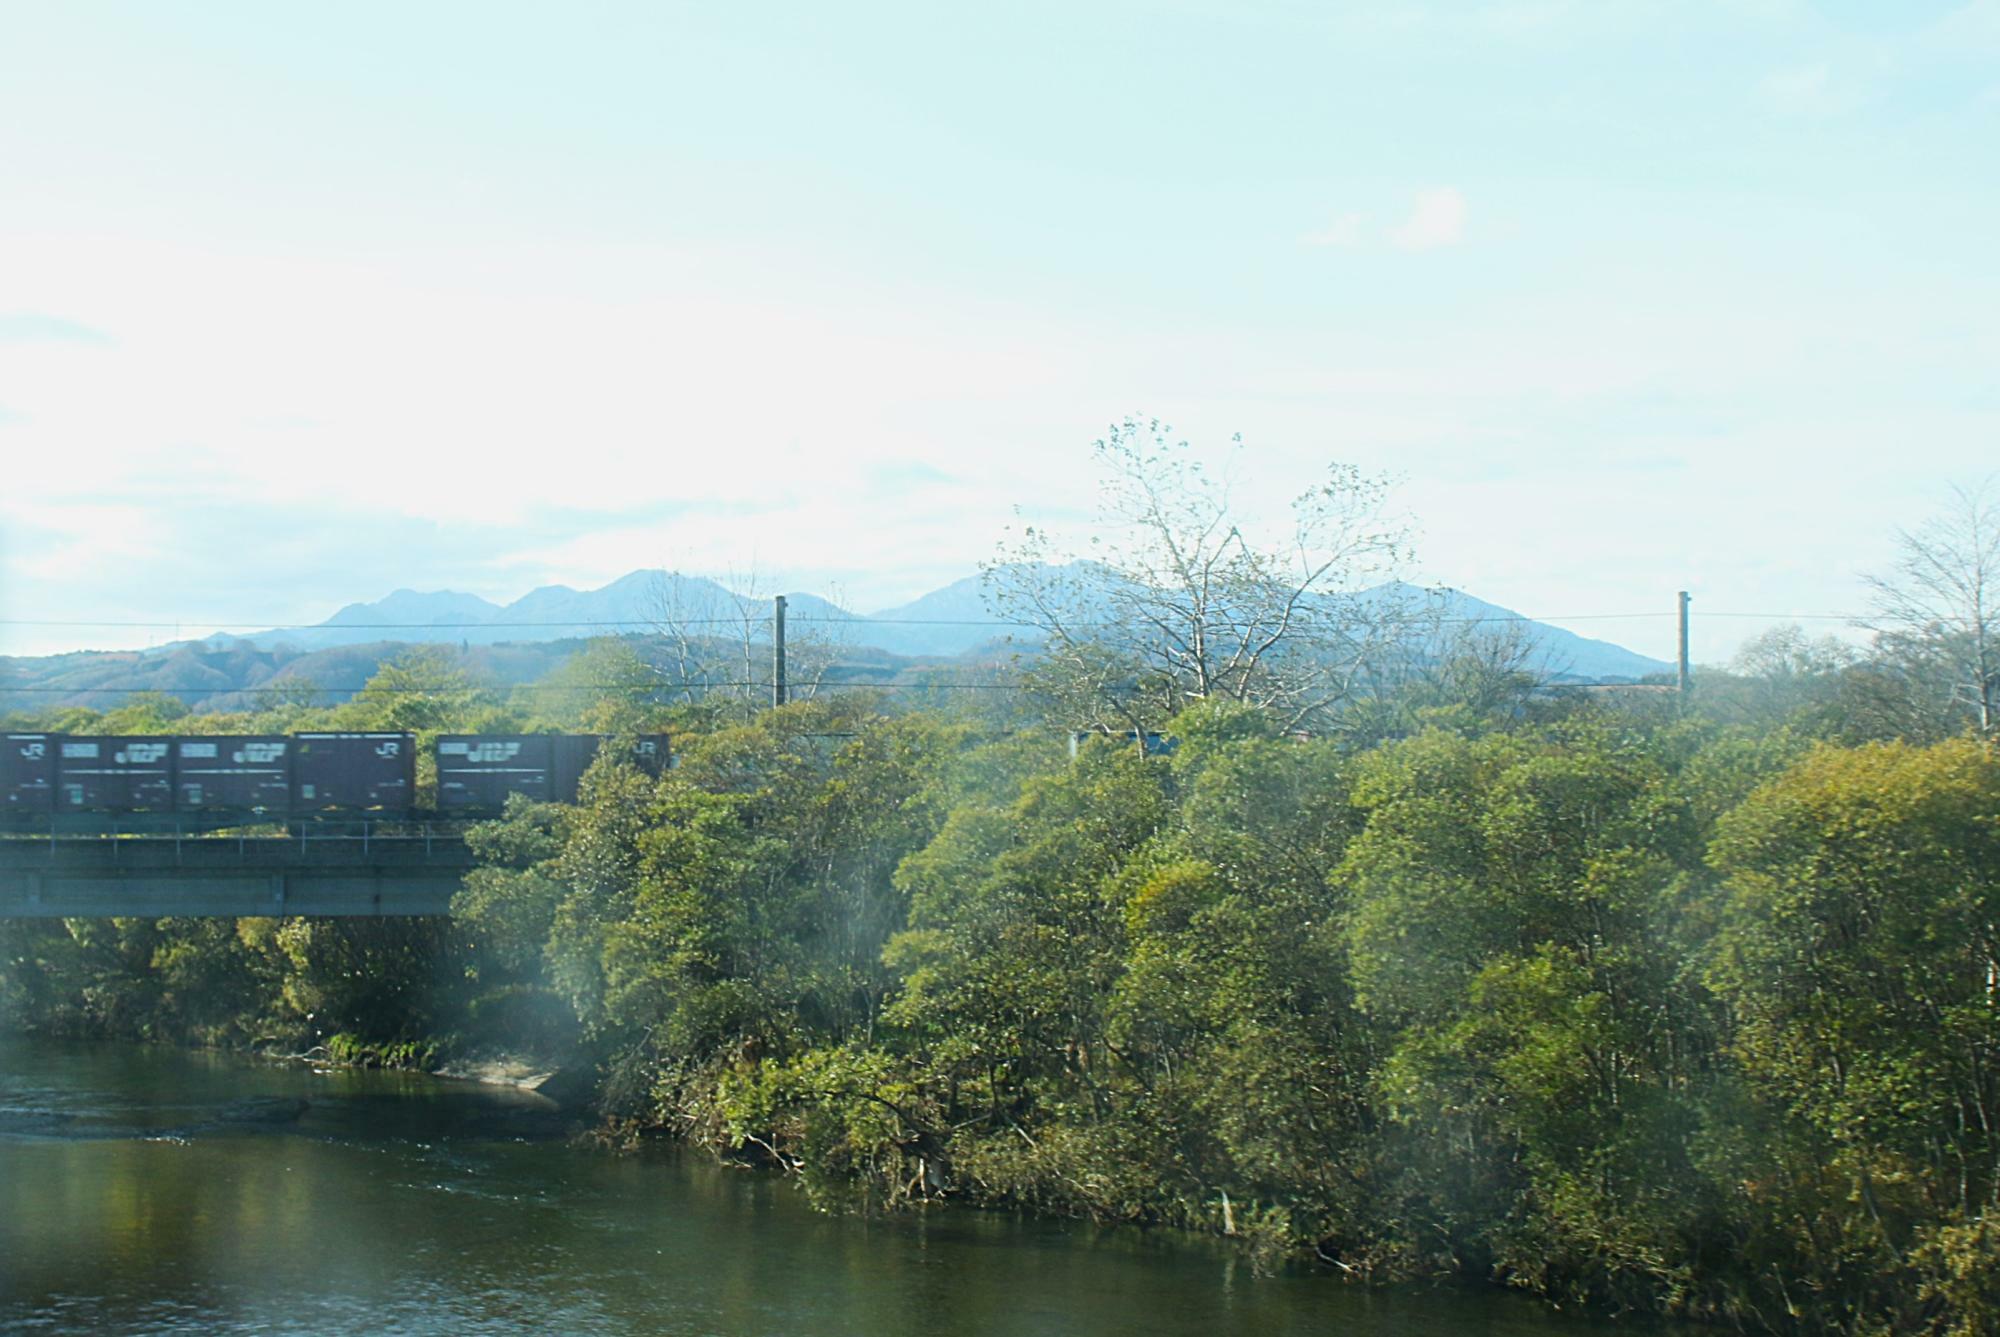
[292,732,414,811]
[627,735,670,778]
[549,735,602,804]
[547,734,670,804]
[175,736,290,811]
[545,734,669,802]
[57,736,174,811]
[1,734,58,813]
[436,735,554,812]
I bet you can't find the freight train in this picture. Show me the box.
[0,732,668,820]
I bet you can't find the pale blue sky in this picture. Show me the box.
[2,1,1996,660]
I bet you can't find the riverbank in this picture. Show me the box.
[245,1034,602,1109]
[0,1034,1635,1337]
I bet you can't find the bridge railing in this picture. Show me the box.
[0,812,496,843]
[0,825,479,872]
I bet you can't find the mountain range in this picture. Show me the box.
[2,568,1672,712]
[218,567,1668,680]
[211,571,855,652]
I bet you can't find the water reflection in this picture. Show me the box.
[0,1037,1629,1335]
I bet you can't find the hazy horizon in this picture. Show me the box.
[4,558,1695,672]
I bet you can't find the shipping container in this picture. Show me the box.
[545,734,671,803]
[1068,729,1178,761]
[437,735,554,812]
[549,735,603,803]
[57,736,175,811]
[628,734,670,777]
[1,734,58,813]
[175,736,290,811]
[292,732,414,811]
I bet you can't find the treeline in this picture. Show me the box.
[444,692,1999,1333]
[6,645,1997,1330]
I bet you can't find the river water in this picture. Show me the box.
[0,1036,1631,1335]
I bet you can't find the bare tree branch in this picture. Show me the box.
[983,417,1416,733]
[1862,478,2000,736]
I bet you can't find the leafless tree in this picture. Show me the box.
[1732,624,1858,683]
[647,569,728,706]
[766,576,854,704]
[1412,614,1554,714]
[1863,479,2000,735]
[984,417,1415,733]
[1674,624,1860,730]
[643,563,852,719]
[1333,608,1558,741]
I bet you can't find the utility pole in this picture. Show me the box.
[1677,590,1692,700]
[772,595,788,708]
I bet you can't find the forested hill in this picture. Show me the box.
[0,637,925,714]
[20,566,1671,684]
[0,640,570,714]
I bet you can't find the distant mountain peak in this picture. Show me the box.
[174,565,1673,682]
[319,589,501,628]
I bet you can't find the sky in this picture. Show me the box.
[2,0,1996,663]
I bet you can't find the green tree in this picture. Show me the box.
[1708,737,2000,1328]
[343,646,490,733]
[1103,709,1372,1264]
[879,739,1173,1217]
[99,691,192,734]
[517,638,669,734]
[1340,728,1721,1309]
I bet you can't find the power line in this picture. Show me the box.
[0,616,775,631]
[0,679,1035,696]
[1691,612,1864,621]
[0,614,1016,630]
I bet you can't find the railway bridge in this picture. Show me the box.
[0,824,478,917]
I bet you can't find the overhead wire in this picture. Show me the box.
[0,679,1038,696]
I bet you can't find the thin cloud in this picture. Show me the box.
[866,459,963,490]
[0,313,113,344]
[1759,64,1850,116]
[1389,187,1467,251]
[1300,211,1365,247]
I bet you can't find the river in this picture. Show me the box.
[0,1036,1635,1334]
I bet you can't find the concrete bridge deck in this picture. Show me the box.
[0,832,477,917]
